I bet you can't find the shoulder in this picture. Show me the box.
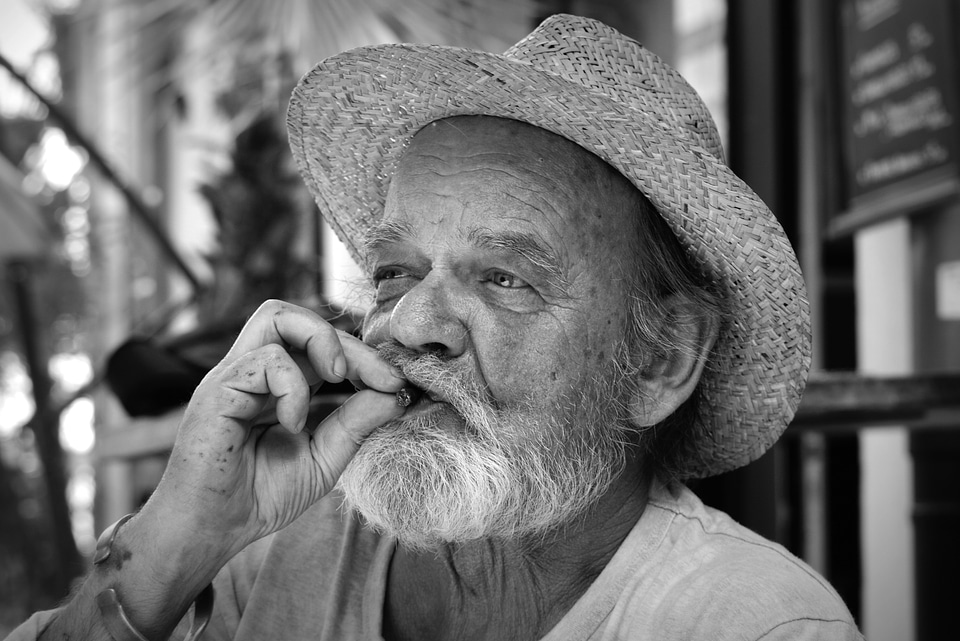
[3,610,58,641]
[614,482,862,640]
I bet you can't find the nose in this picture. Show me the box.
[389,275,468,357]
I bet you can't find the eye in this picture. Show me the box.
[372,266,416,303]
[374,267,409,283]
[487,270,529,289]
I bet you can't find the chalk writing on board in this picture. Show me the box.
[840,0,958,200]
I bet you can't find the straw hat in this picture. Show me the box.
[286,13,811,478]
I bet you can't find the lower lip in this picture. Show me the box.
[403,397,448,417]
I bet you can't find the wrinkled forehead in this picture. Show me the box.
[367,115,645,274]
[401,116,612,180]
[385,116,643,226]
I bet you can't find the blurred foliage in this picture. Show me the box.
[64,0,535,133]
[196,112,318,323]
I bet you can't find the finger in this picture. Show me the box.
[280,314,403,392]
[309,389,405,489]
[337,339,406,393]
[290,323,403,392]
[226,300,404,391]
[225,300,346,382]
[218,344,311,432]
[289,351,322,387]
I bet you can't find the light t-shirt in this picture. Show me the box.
[7,481,864,640]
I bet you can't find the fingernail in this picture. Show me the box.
[333,355,347,379]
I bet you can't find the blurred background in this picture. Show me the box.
[1,0,959,639]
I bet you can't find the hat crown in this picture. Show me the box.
[505,14,725,163]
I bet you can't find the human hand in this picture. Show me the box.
[146,300,406,561]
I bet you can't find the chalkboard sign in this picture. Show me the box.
[839,0,960,203]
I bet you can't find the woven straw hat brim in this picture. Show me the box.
[286,17,811,478]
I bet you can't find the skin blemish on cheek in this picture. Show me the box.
[582,346,606,365]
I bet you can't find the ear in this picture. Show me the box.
[628,295,719,427]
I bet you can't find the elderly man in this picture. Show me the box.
[9,14,862,641]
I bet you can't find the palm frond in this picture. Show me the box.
[66,0,536,134]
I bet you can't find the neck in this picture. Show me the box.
[383,461,652,641]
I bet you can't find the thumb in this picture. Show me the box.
[309,389,404,491]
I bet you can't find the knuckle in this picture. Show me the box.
[260,342,289,361]
[214,386,255,414]
[246,299,285,324]
[259,298,287,314]
[312,323,341,349]
[216,355,259,385]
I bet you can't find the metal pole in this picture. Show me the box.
[6,260,83,596]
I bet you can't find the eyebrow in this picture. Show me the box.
[468,228,568,291]
[362,219,415,260]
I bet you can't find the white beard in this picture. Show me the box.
[337,343,632,551]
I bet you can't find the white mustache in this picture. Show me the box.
[376,341,501,427]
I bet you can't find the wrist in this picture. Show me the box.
[93,512,217,641]
[145,472,257,564]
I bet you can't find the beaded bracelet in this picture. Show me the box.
[94,514,214,641]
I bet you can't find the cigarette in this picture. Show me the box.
[396,386,422,408]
